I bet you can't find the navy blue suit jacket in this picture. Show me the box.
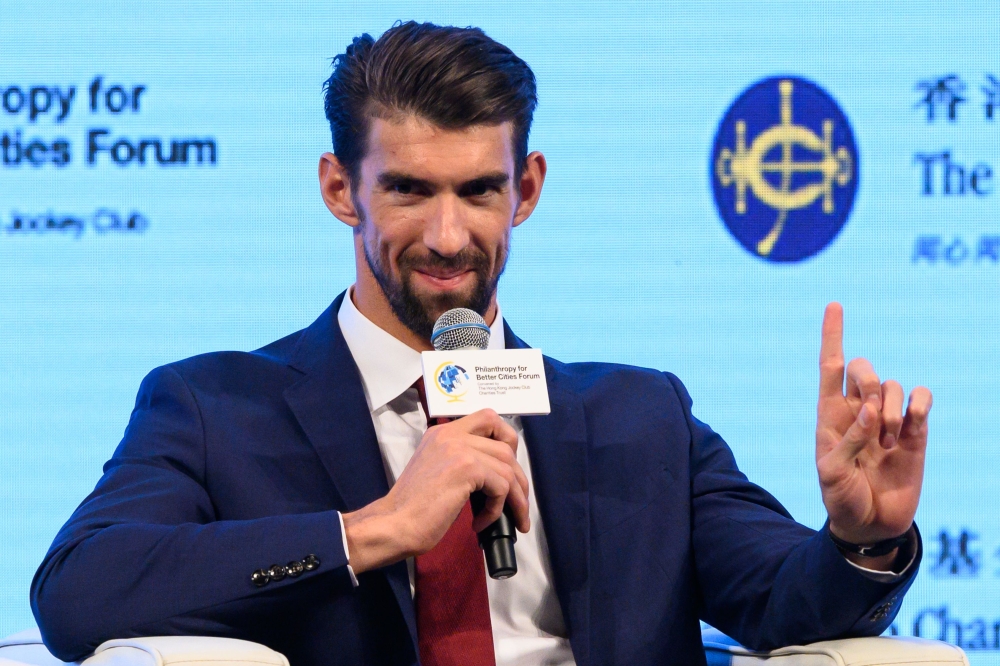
[32,293,919,665]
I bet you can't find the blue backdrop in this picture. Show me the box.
[2,1,997,660]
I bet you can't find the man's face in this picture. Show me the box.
[351,115,522,338]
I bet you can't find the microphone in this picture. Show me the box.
[432,308,518,580]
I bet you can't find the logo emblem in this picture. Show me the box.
[434,362,472,402]
[712,77,858,262]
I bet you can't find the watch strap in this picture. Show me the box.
[828,526,911,558]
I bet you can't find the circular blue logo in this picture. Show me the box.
[711,77,858,263]
[435,362,471,402]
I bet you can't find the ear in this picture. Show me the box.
[319,152,361,228]
[512,151,547,227]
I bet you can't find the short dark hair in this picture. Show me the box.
[323,21,537,185]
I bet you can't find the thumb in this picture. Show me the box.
[830,399,879,466]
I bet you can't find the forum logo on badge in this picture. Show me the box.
[434,362,472,403]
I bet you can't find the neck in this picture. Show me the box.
[351,252,498,353]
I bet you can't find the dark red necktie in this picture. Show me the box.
[412,379,496,666]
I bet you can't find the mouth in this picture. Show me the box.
[411,268,475,291]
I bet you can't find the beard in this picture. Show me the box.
[359,217,508,340]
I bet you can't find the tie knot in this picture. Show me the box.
[412,378,430,422]
[412,378,452,426]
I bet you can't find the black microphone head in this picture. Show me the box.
[431,308,491,351]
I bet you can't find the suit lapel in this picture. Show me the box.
[283,292,418,653]
[505,323,592,666]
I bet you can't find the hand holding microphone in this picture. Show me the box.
[341,402,529,575]
[342,308,539,579]
[429,309,523,579]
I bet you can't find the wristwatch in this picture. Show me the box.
[828,525,912,558]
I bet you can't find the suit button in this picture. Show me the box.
[268,564,287,582]
[286,560,305,577]
[871,604,889,621]
[303,554,320,572]
[251,569,270,587]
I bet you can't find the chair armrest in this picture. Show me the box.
[702,627,969,665]
[84,637,289,666]
[0,630,289,666]
[0,629,67,666]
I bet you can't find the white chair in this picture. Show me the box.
[0,631,64,666]
[0,629,288,666]
[0,626,969,665]
[702,627,969,665]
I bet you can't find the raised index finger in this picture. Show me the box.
[819,302,845,397]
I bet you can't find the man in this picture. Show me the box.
[32,22,932,666]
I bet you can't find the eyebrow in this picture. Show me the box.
[375,170,510,192]
[376,171,431,190]
[464,172,510,191]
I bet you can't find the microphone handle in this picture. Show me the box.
[469,491,518,579]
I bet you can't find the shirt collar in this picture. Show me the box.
[337,286,507,411]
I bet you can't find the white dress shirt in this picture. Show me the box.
[337,288,576,666]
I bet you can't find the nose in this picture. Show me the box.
[422,194,470,258]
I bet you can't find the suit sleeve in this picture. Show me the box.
[664,373,921,650]
[30,365,355,662]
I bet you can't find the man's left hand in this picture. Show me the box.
[815,303,933,559]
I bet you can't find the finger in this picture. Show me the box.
[819,303,846,397]
[828,399,880,465]
[455,439,530,532]
[880,380,905,449]
[455,409,519,450]
[424,423,528,508]
[899,386,933,450]
[464,435,530,500]
[471,455,530,532]
[846,357,882,408]
[473,471,508,532]
[478,454,531,532]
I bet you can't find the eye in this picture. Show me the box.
[393,182,414,195]
[463,180,502,198]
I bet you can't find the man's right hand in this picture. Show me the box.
[342,408,529,574]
